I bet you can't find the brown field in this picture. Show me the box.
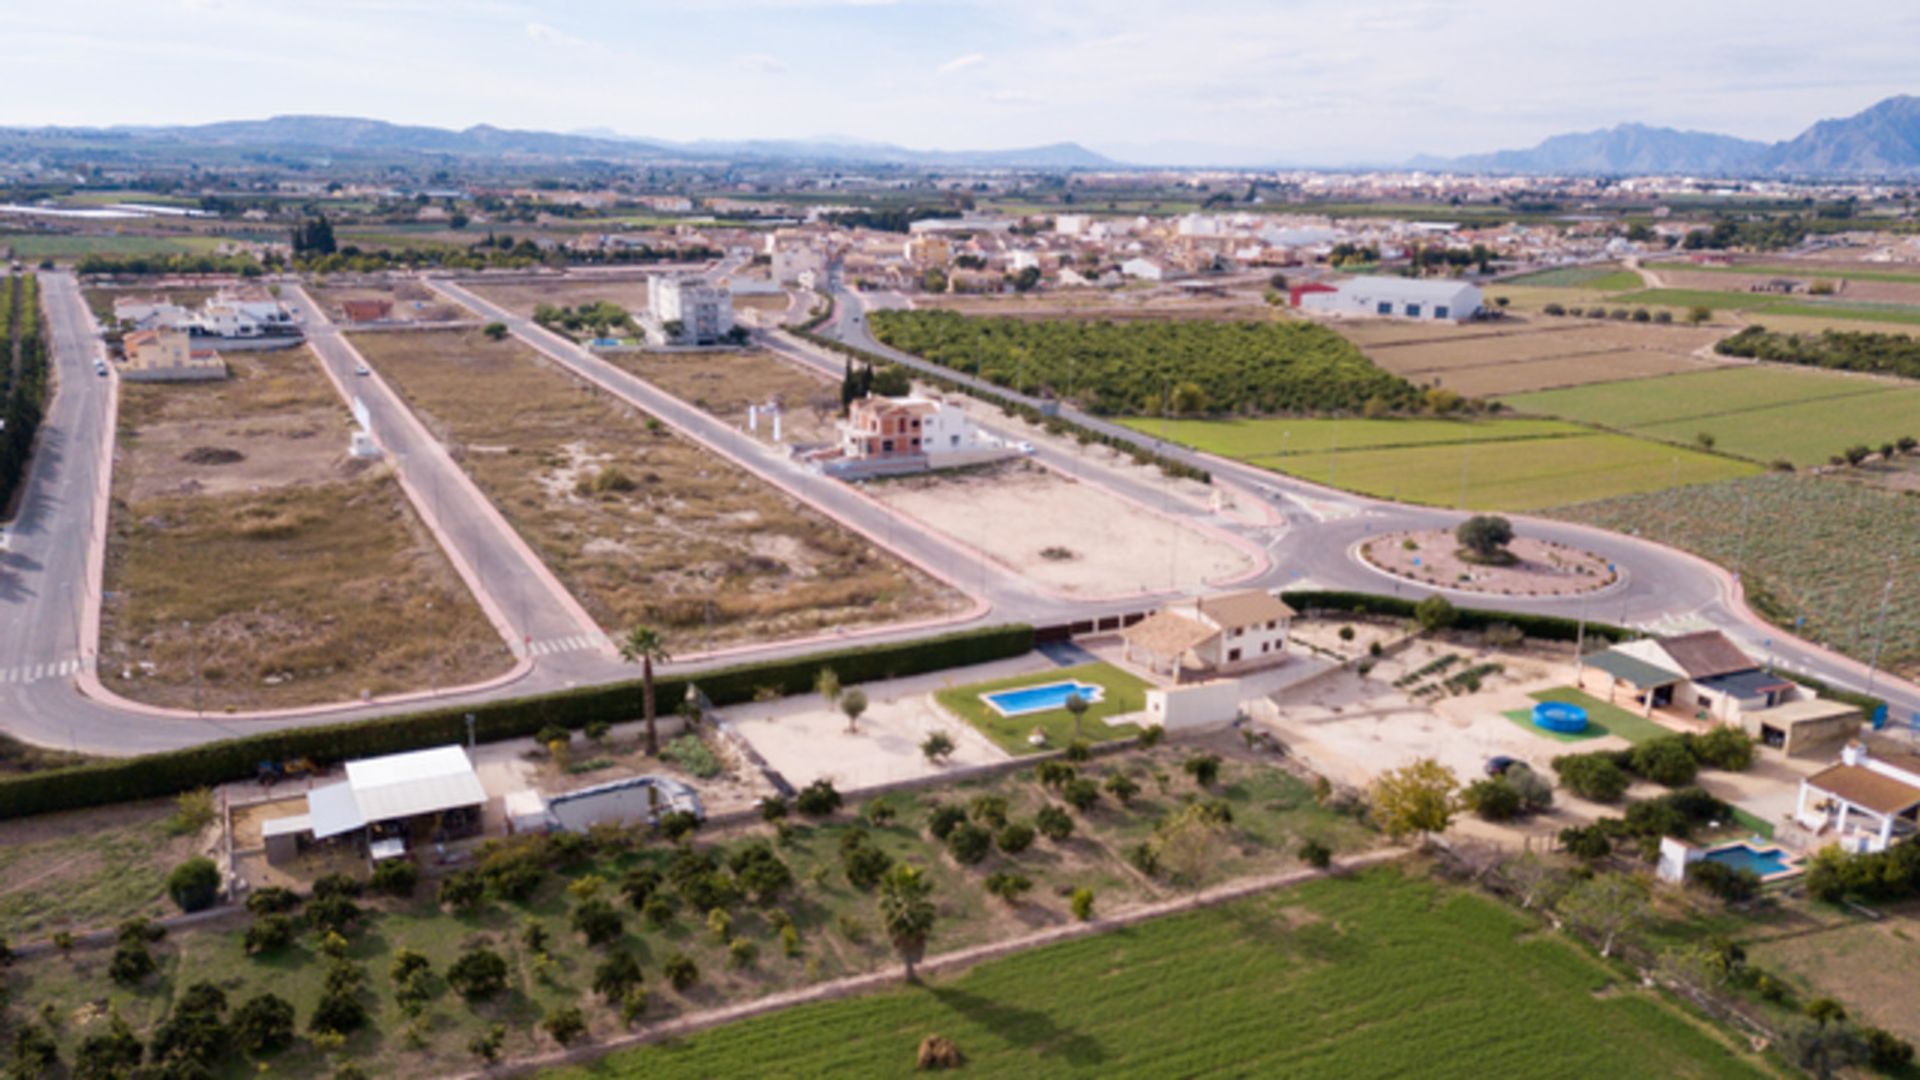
[610,349,842,445]
[463,278,655,318]
[101,347,511,709]
[1747,900,1920,1043]
[732,292,792,314]
[1331,320,1558,347]
[309,282,473,323]
[1344,322,1725,395]
[347,329,963,647]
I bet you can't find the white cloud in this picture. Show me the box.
[736,51,786,73]
[936,52,985,75]
[525,22,584,47]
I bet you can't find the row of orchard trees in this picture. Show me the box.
[866,309,1425,417]
[0,274,48,512]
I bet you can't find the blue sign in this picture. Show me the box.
[1871,703,1889,730]
[1412,557,1422,567]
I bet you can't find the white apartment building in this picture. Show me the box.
[645,275,735,345]
[770,245,826,285]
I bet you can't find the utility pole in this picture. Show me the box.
[1864,556,1897,699]
[1573,587,1589,679]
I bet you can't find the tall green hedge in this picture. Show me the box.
[1280,590,1637,645]
[0,624,1034,821]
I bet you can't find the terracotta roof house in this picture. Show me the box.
[340,298,393,324]
[1796,741,1920,853]
[1122,590,1294,679]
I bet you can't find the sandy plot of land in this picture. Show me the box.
[727,690,1008,791]
[310,282,472,322]
[350,328,963,646]
[465,278,656,318]
[1332,320,1564,347]
[867,459,1254,598]
[612,349,843,446]
[1366,325,1719,371]
[101,345,512,710]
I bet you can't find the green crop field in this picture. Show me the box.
[936,662,1150,753]
[1502,367,1920,466]
[1616,288,1920,327]
[1552,473,1920,680]
[1501,265,1644,290]
[1118,416,1588,459]
[557,869,1767,1080]
[0,232,226,259]
[1665,262,1920,286]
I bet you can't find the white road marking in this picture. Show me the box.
[1,659,83,685]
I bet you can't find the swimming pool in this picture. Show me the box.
[1700,842,1800,881]
[981,680,1106,718]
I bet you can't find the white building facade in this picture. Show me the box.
[1298,276,1482,322]
[646,275,735,345]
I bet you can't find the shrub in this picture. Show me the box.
[1127,841,1161,876]
[246,886,300,915]
[921,731,956,762]
[448,947,509,1000]
[1864,1027,1915,1072]
[1137,724,1165,749]
[659,810,701,842]
[843,833,895,891]
[664,952,700,991]
[1035,804,1074,841]
[918,1034,965,1070]
[984,871,1032,903]
[370,858,419,898]
[233,992,296,1055]
[1687,726,1755,771]
[479,842,546,901]
[945,823,993,865]
[1299,839,1333,869]
[439,869,485,911]
[1506,764,1555,813]
[1687,861,1761,903]
[731,842,794,904]
[1552,752,1632,802]
[862,798,899,827]
[663,733,722,779]
[1070,887,1095,921]
[594,949,643,1003]
[1559,824,1613,860]
[996,822,1036,854]
[759,795,790,821]
[1464,777,1524,821]
[572,898,623,944]
[644,892,678,927]
[620,865,663,908]
[306,894,362,935]
[1063,740,1092,763]
[1629,736,1698,787]
[968,794,1010,828]
[1034,761,1077,788]
[245,914,297,955]
[167,856,222,913]
[1062,777,1101,812]
[310,986,368,1036]
[729,937,759,968]
[468,1024,507,1064]
[796,778,843,817]
[1182,754,1222,788]
[927,803,967,840]
[543,1006,587,1046]
[1103,772,1140,805]
[1414,593,1457,631]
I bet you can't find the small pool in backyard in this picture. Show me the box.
[1700,842,1801,882]
[982,680,1106,718]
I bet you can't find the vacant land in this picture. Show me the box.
[869,459,1255,598]
[936,661,1153,753]
[562,869,1768,1080]
[350,329,961,645]
[1132,416,1756,511]
[1,740,1369,1077]
[101,346,510,709]
[1344,321,1726,396]
[1745,900,1920,1043]
[1503,366,1920,466]
[610,349,842,446]
[1551,473,1920,680]
[465,278,656,318]
[0,799,205,940]
[310,282,472,323]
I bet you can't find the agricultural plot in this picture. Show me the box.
[0,799,205,941]
[1350,322,1724,396]
[1652,264,1920,305]
[0,232,226,260]
[1441,350,1722,398]
[564,869,1768,1080]
[1618,288,1920,328]
[1501,264,1645,290]
[100,346,510,709]
[348,329,961,647]
[934,661,1153,753]
[1551,473,1920,681]
[1502,366,1920,466]
[1121,416,1587,459]
[0,742,1369,1078]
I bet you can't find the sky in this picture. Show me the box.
[5,0,1918,165]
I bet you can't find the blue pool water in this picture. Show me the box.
[1701,843,1795,878]
[982,680,1106,718]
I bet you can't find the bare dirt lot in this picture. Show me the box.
[610,349,842,446]
[309,282,472,323]
[1343,321,1727,396]
[348,329,964,647]
[865,458,1257,598]
[464,278,656,318]
[100,346,513,709]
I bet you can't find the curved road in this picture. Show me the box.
[0,270,1911,756]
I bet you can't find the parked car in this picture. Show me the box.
[354,363,371,376]
[1485,755,1521,777]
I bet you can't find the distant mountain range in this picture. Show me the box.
[0,114,1115,170]
[1413,94,1920,177]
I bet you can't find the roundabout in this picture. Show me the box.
[1357,527,1619,599]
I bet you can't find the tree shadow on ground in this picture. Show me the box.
[926,984,1107,1067]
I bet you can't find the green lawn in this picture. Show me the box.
[555,869,1769,1080]
[936,662,1151,754]
[1527,687,1676,745]
[1501,367,1920,467]
[1118,415,1587,459]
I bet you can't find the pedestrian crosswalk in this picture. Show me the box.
[0,658,85,685]
[527,634,608,657]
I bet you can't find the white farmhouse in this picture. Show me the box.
[1297,275,1482,322]
[1120,257,1164,282]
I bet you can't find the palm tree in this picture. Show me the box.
[618,626,671,756]
[1064,692,1089,743]
[877,864,936,982]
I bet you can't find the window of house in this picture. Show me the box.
[1227,648,1242,662]
[1376,301,1392,315]
[882,439,894,453]
[1405,303,1422,317]
[1434,305,1449,319]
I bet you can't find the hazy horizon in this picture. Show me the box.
[7,0,1918,166]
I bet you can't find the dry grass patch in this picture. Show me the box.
[310,281,472,322]
[101,346,510,709]
[611,349,842,445]
[465,278,656,318]
[349,329,962,646]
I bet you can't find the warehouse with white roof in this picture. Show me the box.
[1297,276,1483,322]
[262,744,489,863]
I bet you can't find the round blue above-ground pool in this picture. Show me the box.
[1532,702,1589,734]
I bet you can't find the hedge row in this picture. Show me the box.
[1280,589,1637,645]
[0,624,1035,821]
[790,328,1212,485]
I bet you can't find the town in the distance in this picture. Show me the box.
[1,8,1918,1078]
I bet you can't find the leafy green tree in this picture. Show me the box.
[921,731,956,762]
[166,856,221,912]
[232,993,296,1056]
[1064,692,1089,742]
[1370,758,1459,844]
[840,688,869,734]
[1414,594,1457,632]
[1455,515,1514,562]
[1557,872,1648,958]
